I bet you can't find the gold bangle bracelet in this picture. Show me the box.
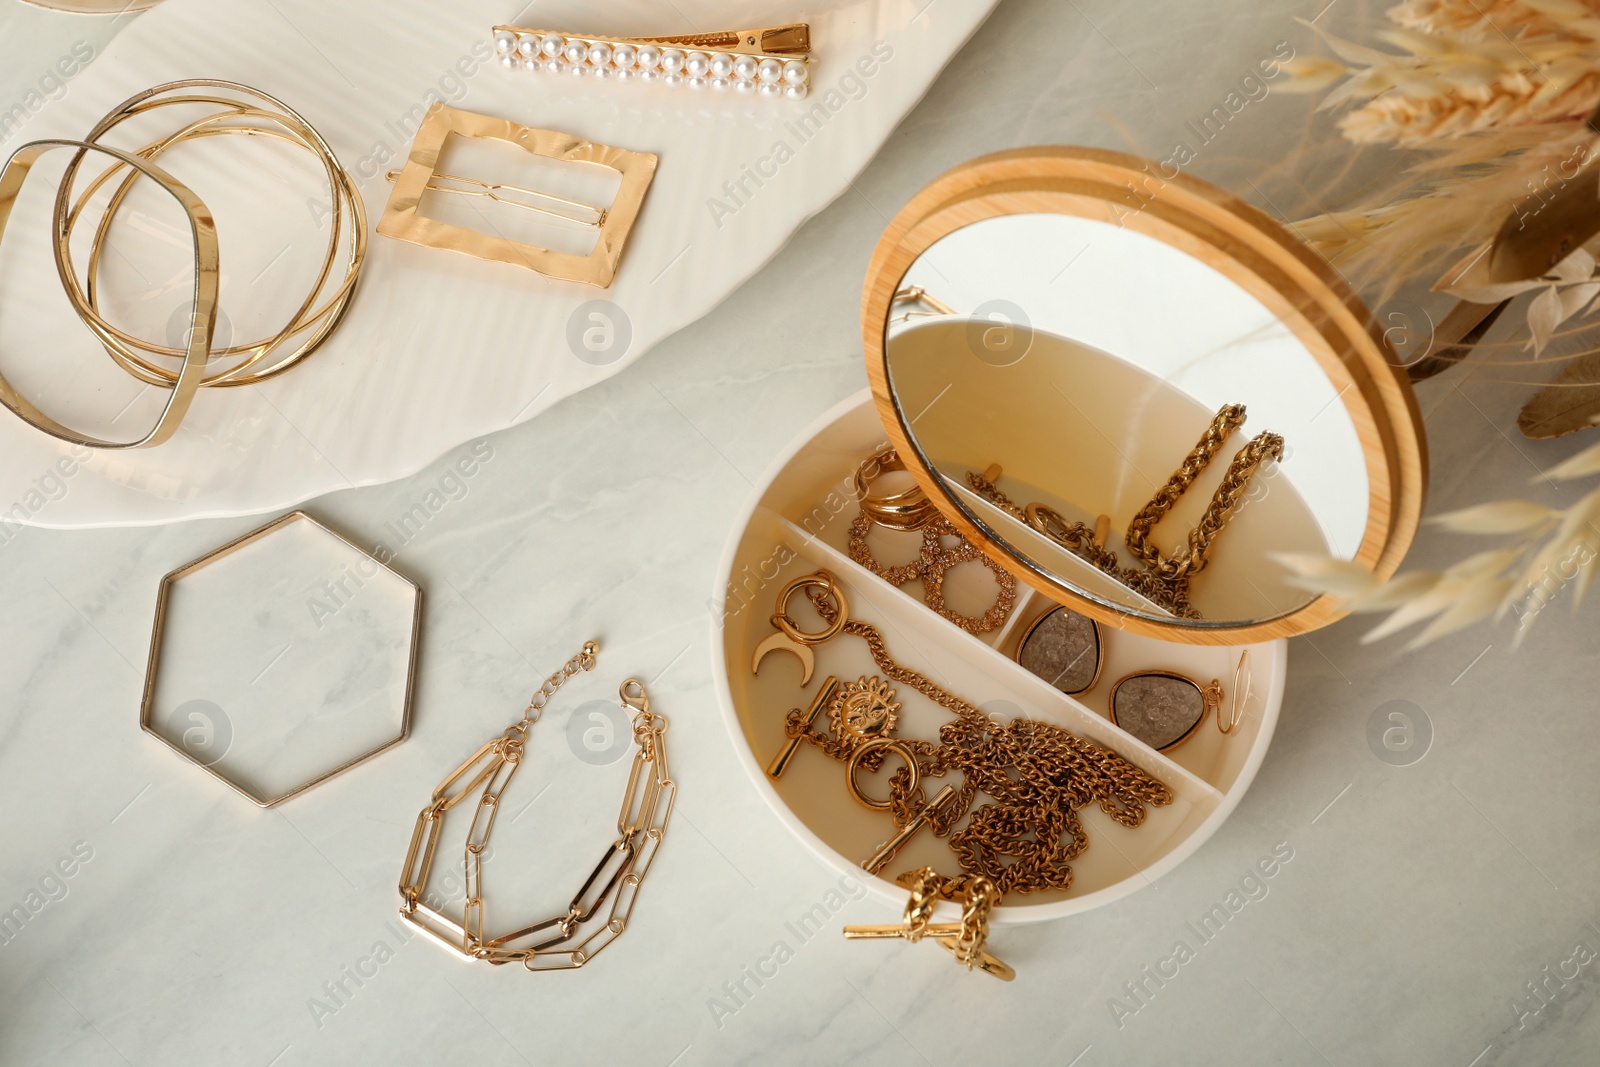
[0,139,219,449]
[53,81,365,389]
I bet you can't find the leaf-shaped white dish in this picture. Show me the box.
[0,0,998,527]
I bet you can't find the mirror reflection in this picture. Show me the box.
[884,212,1369,626]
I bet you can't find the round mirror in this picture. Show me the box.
[863,147,1426,643]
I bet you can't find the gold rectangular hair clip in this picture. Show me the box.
[492,23,813,98]
[376,103,657,288]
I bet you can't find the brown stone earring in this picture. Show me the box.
[1014,606,1103,697]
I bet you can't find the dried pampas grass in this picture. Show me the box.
[1283,0,1600,295]
[1275,430,1600,647]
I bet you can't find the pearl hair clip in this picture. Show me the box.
[491,23,814,99]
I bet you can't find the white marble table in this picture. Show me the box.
[5,2,1600,1065]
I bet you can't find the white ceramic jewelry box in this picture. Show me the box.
[712,390,1286,923]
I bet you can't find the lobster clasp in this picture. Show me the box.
[620,679,650,716]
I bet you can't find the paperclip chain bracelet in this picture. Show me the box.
[397,641,677,970]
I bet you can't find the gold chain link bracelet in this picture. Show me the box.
[397,641,677,970]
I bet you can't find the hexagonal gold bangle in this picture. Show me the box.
[376,103,657,288]
[0,138,219,448]
[138,511,424,807]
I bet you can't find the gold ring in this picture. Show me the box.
[846,738,920,811]
[0,138,219,449]
[855,449,938,531]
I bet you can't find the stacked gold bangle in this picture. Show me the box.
[0,80,365,448]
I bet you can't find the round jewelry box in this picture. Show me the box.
[712,147,1425,923]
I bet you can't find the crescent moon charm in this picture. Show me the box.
[752,631,815,685]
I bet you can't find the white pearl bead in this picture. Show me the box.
[545,58,564,74]
[711,76,732,92]
[498,53,517,69]
[594,65,613,79]
[758,81,781,97]
[522,56,541,72]
[733,55,759,81]
[569,62,587,78]
[663,72,684,88]
[493,31,515,54]
[660,48,685,73]
[784,61,808,86]
[636,45,661,70]
[540,34,564,57]
[709,52,735,78]
[516,35,538,57]
[612,44,637,68]
[588,42,612,67]
[563,40,588,64]
[684,51,710,77]
[734,78,756,94]
[785,84,808,99]
[640,68,659,83]
[688,75,708,91]
[616,68,635,82]
[758,58,783,84]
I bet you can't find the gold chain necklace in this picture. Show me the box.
[968,404,1285,619]
[397,641,676,970]
[791,577,1173,897]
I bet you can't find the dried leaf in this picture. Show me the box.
[1279,56,1350,93]
[1541,435,1600,477]
[1298,19,1407,67]
[1550,248,1597,285]
[1528,286,1562,356]
[1518,352,1600,439]
[1561,282,1600,322]
[1270,553,1380,597]
[1407,577,1516,649]
[1445,548,1523,583]
[1362,580,1463,642]
[1439,279,1545,304]
[1344,570,1443,612]
[1427,499,1558,534]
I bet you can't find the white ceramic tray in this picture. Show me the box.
[0,0,999,528]
[712,390,1286,923]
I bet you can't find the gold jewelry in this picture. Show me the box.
[1221,650,1251,735]
[970,406,1283,618]
[750,571,847,683]
[398,643,676,969]
[140,511,420,806]
[378,103,656,288]
[57,81,365,389]
[829,675,901,745]
[854,448,940,531]
[1108,670,1225,752]
[1123,404,1285,584]
[767,676,840,779]
[969,465,1203,618]
[491,23,813,100]
[384,170,608,226]
[1015,606,1103,696]
[849,514,1018,634]
[847,738,920,810]
[0,138,218,449]
[0,80,364,449]
[843,868,1015,981]
[772,570,1174,896]
[851,450,1017,634]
